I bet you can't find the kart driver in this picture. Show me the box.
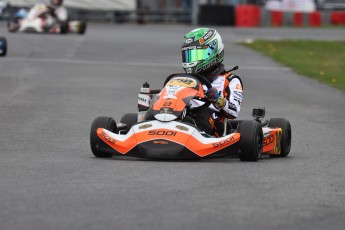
[47,0,67,23]
[182,28,243,136]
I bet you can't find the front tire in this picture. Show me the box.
[90,116,118,158]
[78,21,87,35]
[238,121,263,162]
[60,21,68,34]
[268,118,292,157]
[0,37,7,57]
[120,113,138,133]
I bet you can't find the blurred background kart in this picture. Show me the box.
[7,3,86,34]
[0,36,7,56]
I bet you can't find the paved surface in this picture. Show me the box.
[0,24,345,230]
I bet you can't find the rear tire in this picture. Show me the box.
[238,121,263,162]
[78,21,87,35]
[268,118,291,157]
[0,37,7,57]
[120,113,138,133]
[90,116,118,158]
[60,21,68,34]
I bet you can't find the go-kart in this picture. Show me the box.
[7,3,86,34]
[90,70,292,161]
[0,36,7,56]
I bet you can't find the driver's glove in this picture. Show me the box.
[205,87,226,110]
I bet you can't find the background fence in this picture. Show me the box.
[1,0,344,24]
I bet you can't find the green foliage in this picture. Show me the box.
[241,40,345,91]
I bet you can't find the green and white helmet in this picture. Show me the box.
[181,28,224,74]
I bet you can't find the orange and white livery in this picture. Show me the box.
[90,73,292,161]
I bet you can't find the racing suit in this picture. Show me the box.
[192,64,243,136]
[47,4,68,23]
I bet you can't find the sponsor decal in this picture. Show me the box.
[167,90,177,95]
[185,38,193,43]
[153,140,169,145]
[138,124,152,130]
[148,130,177,136]
[167,85,180,90]
[163,95,177,100]
[212,136,235,148]
[163,102,172,107]
[263,135,274,147]
[198,52,224,72]
[233,96,241,105]
[203,31,213,40]
[138,97,147,103]
[234,91,243,99]
[100,131,116,144]
[199,37,205,44]
[182,46,196,51]
[228,102,237,111]
[175,125,189,131]
[160,107,173,114]
[138,94,151,107]
[167,77,197,87]
[263,130,271,138]
[140,87,150,93]
[236,84,243,90]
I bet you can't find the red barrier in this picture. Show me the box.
[309,12,321,27]
[271,11,283,26]
[331,11,345,25]
[235,5,261,27]
[294,12,303,27]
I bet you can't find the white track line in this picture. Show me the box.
[3,57,291,71]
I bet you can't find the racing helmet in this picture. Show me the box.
[181,28,224,74]
[50,0,63,6]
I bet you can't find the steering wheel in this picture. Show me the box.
[163,73,211,88]
[163,73,213,111]
[190,73,212,111]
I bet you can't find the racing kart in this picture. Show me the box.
[7,3,86,34]
[90,71,292,161]
[0,36,7,56]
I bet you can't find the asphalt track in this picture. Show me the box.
[0,24,345,230]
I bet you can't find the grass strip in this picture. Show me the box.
[240,40,345,91]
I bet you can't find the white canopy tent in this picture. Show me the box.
[8,0,136,10]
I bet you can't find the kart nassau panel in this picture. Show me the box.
[97,120,240,159]
[18,19,79,34]
[151,76,204,120]
[262,127,282,155]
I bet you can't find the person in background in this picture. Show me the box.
[47,0,67,23]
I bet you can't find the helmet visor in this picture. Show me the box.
[182,42,217,63]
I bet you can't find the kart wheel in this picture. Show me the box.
[120,113,138,133]
[268,118,291,157]
[78,21,87,35]
[7,20,19,33]
[90,116,118,158]
[238,121,263,162]
[0,37,7,57]
[60,22,68,34]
